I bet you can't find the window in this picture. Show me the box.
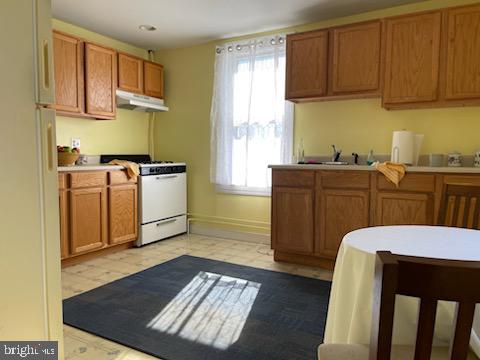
[210,34,294,196]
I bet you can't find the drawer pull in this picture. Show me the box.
[156,218,178,226]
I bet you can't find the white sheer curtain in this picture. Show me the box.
[210,34,294,196]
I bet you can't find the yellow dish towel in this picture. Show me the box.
[108,160,140,179]
[375,161,407,188]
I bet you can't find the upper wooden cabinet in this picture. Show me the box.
[118,52,143,94]
[144,60,164,99]
[286,21,383,101]
[53,31,83,114]
[383,12,442,106]
[53,30,166,119]
[330,21,382,95]
[85,42,117,119]
[286,4,480,110]
[445,4,480,100]
[286,30,328,100]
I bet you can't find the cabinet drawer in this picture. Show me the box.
[109,170,137,185]
[58,173,66,189]
[377,173,435,192]
[70,171,107,188]
[141,215,186,243]
[320,171,370,189]
[272,170,314,187]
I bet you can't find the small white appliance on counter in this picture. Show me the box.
[391,130,424,165]
[100,155,187,246]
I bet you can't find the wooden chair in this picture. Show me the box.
[318,251,480,360]
[438,184,480,229]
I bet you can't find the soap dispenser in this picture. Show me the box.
[366,150,376,165]
[297,138,305,164]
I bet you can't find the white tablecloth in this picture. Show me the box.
[324,225,480,357]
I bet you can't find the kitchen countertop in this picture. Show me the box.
[268,164,480,174]
[58,164,125,172]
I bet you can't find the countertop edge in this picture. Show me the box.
[268,164,480,174]
[58,164,125,172]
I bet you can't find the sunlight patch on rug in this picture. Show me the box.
[147,271,261,350]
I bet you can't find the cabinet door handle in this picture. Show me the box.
[42,40,50,90]
[46,122,54,171]
[156,218,178,226]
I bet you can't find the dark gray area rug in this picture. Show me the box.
[63,255,331,360]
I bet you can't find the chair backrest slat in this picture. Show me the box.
[438,184,480,229]
[370,256,398,360]
[462,197,471,228]
[414,298,437,360]
[371,251,480,360]
[449,302,476,360]
[452,196,461,227]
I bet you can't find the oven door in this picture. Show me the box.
[140,172,187,224]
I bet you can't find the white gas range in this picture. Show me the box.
[101,155,187,246]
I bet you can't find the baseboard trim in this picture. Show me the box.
[189,223,270,245]
[274,250,335,270]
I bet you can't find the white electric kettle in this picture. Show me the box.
[391,130,424,165]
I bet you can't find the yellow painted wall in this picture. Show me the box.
[53,19,150,154]
[153,0,480,233]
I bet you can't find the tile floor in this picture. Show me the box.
[62,234,333,359]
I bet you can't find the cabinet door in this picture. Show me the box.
[383,12,441,104]
[445,5,480,100]
[315,190,369,258]
[85,42,116,119]
[70,187,107,255]
[109,184,138,244]
[331,21,382,94]
[59,190,68,259]
[286,30,328,100]
[144,61,164,98]
[376,192,433,226]
[118,53,143,94]
[53,31,83,113]
[272,187,314,254]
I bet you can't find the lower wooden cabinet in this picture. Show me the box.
[272,187,314,254]
[315,189,370,258]
[375,192,433,225]
[70,187,108,255]
[59,170,138,264]
[270,169,477,269]
[109,184,138,244]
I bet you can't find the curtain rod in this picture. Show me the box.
[216,35,285,54]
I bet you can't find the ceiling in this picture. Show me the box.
[52,0,424,50]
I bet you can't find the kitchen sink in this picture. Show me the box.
[299,161,349,165]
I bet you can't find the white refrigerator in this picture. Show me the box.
[0,0,63,355]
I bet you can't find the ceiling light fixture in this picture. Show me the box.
[139,24,157,31]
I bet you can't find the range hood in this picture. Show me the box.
[116,89,169,112]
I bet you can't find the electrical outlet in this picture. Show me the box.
[71,138,81,148]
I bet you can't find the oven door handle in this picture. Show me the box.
[156,218,178,226]
[155,175,178,180]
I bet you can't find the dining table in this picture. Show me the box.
[324,225,480,357]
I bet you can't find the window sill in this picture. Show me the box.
[215,185,271,197]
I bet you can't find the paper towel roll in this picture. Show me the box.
[391,130,414,165]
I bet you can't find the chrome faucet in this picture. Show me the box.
[331,145,342,162]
